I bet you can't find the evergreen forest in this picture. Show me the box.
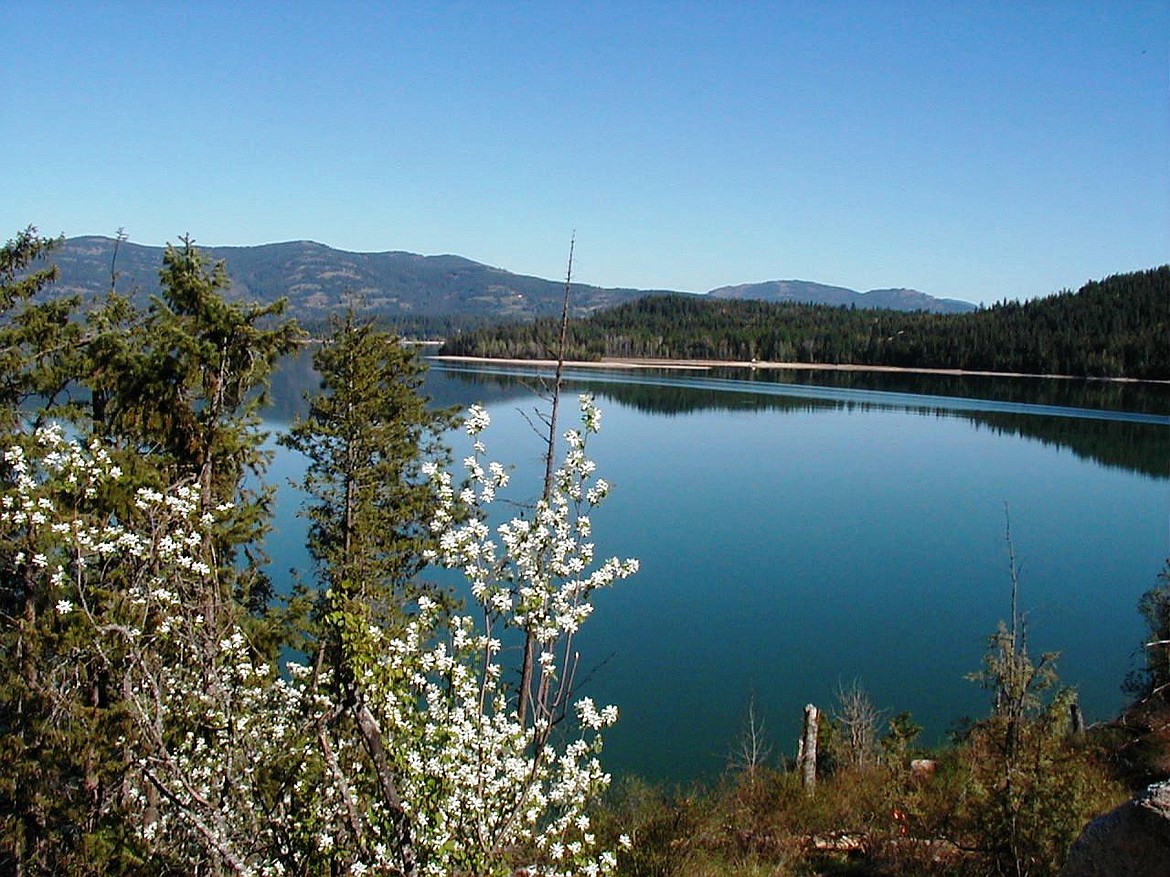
[439,267,1170,381]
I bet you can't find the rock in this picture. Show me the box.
[909,758,937,782]
[1061,780,1170,877]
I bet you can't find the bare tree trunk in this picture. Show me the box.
[731,694,771,782]
[518,235,574,729]
[541,235,574,499]
[355,703,418,877]
[800,703,819,795]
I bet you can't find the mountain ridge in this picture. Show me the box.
[708,279,976,313]
[46,235,975,320]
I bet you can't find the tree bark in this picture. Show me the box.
[800,703,819,795]
[355,702,418,877]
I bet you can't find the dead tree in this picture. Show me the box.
[799,703,819,794]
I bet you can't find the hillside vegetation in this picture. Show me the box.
[440,267,1170,380]
[46,236,973,329]
[708,278,975,313]
[48,235,652,323]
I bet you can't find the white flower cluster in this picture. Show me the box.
[2,426,311,873]
[404,394,638,875]
[2,401,637,876]
[1,426,216,616]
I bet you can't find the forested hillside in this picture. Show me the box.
[439,267,1170,380]
[45,236,972,328]
[708,278,976,313]
[48,235,652,323]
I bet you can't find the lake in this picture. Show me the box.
[263,358,1170,784]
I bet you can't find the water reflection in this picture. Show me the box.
[268,354,1168,479]
[712,366,1170,416]
[423,363,1169,480]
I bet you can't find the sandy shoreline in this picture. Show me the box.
[430,355,1169,385]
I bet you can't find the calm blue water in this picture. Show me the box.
[262,361,1169,783]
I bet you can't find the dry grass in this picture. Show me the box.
[596,719,1148,877]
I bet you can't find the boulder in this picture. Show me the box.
[1061,780,1170,877]
[909,758,937,782]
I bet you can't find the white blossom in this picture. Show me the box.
[1,400,635,876]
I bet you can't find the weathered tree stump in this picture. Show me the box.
[800,703,819,794]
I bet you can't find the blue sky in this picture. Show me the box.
[3,1,1166,304]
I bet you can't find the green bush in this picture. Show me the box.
[950,699,1126,877]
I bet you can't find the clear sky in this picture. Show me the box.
[3,1,1166,304]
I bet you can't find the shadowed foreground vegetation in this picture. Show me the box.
[592,689,1167,877]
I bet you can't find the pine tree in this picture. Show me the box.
[0,228,140,873]
[282,308,456,633]
[0,232,304,873]
[0,227,81,427]
[98,236,303,616]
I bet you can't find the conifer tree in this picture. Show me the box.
[0,228,141,874]
[98,236,303,616]
[281,309,455,638]
[0,227,80,427]
[0,231,303,872]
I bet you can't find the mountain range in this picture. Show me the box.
[707,279,975,312]
[45,236,976,321]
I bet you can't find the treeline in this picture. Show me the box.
[298,310,499,341]
[439,267,1170,380]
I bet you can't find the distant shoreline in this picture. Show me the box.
[430,355,1170,385]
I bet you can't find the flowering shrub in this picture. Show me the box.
[399,394,639,875]
[1,424,310,871]
[0,394,636,876]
